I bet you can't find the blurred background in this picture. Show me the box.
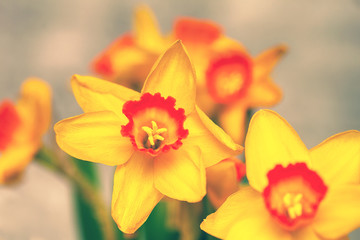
[1,0,360,239]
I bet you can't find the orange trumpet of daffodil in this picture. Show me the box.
[55,41,243,234]
[0,78,52,183]
[91,6,286,144]
[201,109,360,240]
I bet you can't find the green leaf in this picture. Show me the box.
[74,187,103,240]
[72,159,103,240]
[143,201,180,240]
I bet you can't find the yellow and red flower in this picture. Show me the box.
[91,6,165,89]
[0,78,52,183]
[55,41,243,233]
[206,46,286,144]
[91,6,286,144]
[201,110,360,240]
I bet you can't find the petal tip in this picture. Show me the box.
[199,219,207,230]
[71,74,81,83]
[236,144,245,153]
[276,44,288,56]
[169,39,186,51]
[135,3,151,12]
[53,119,64,134]
[21,77,52,96]
[252,109,278,119]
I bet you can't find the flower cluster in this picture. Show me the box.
[92,6,287,144]
[1,5,359,240]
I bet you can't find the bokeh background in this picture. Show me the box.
[1,0,360,239]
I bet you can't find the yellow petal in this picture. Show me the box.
[245,109,310,192]
[17,78,52,137]
[219,102,247,144]
[253,44,288,80]
[0,143,38,184]
[141,41,196,115]
[313,185,360,239]
[292,226,322,240]
[226,216,291,240]
[206,159,240,209]
[54,111,133,166]
[310,130,360,186]
[246,79,282,108]
[201,187,265,239]
[112,151,163,234]
[133,5,165,53]
[185,106,243,168]
[91,34,156,87]
[248,45,286,108]
[154,146,206,202]
[196,86,217,116]
[211,36,247,53]
[111,45,156,87]
[71,74,140,120]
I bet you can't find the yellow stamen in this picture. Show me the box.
[156,128,168,134]
[283,193,303,219]
[293,203,303,217]
[154,135,164,141]
[283,193,292,207]
[288,207,297,219]
[142,121,167,147]
[151,121,158,131]
[294,193,303,203]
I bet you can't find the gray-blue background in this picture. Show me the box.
[0,0,359,239]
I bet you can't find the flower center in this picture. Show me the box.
[217,72,244,98]
[283,193,303,220]
[121,93,188,156]
[141,120,167,149]
[263,163,327,231]
[0,100,21,151]
[206,53,252,104]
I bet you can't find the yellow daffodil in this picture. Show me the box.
[206,46,286,144]
[201,109,360,240]
[0,78,51,183]
[91,6,286,144]
[91,6,165,90]
[206,157,245,209]
[55,41,243,234]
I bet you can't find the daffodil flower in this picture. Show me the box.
[55,41,243,234]
[206,46,286,144]
[201,110,360,240]
[0,78,51,183]
[206,157,245,208]
[92,33,159,89]
[91,6,167,89]
[91,6,286,144]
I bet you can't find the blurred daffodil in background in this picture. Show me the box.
[201,110,360,240]
[92,5,286,144]
[0,78,51,184]
[55,41,243,233]
[206,157,246,209]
